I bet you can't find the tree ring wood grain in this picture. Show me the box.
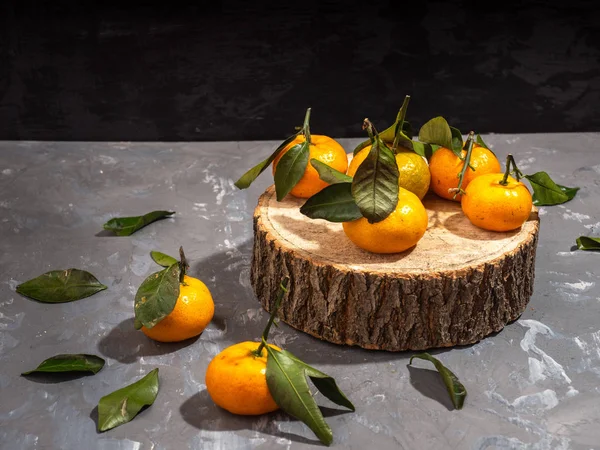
[251,185,540,351]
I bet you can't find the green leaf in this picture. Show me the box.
[524,172,579,206]
[97,368,159,432]
[134,263,181,329]
[282,351,355,411]
[150,251,178,268]
[576,236,600,251]
[300,182,362,223]
[16,268,107,303]
[449,125,464,154]
[265,346,333,445]
[476,134,490,149]
[22,354,105,376]
[274,142,310,201]
[418,116,454,152]
[234,132,301,189]
[351,137,399,223]
[399,139,439,160]
[409,353,466,410]
[103,211,175,236]
[310,159,353,185]
[353,121,412,156]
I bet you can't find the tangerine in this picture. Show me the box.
[461,173,533,232]
[272,135,348,198]
[429,144,501,201]
[205,341,281,415]
[141,275,214,343]
[347,146,431,200]
[342,187,428,253]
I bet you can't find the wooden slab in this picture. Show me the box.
[251,185,540,351]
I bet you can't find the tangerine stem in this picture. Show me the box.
[500,154,513,186]
[254,277,290,357]
[450,131,475,199]
[302,108,312,145]
[391,95,411,152]
[178,246,189,284]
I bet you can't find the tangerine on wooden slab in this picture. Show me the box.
[461,173,533,232]
[272,134,348,198]
[348,146,431,200]
[342,186,428,254]
[429,144,500,201]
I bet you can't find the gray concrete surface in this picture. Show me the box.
[0,135,599,450]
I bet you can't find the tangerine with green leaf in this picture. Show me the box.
[272,134,348,198]
[343,186,428,253]
[348,147,430,200]
[205,340,282,415]
[429,143,501,201]
[461,154,533,232]
[141,275,214,342]
[135,247,214,343]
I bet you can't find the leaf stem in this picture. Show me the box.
[254,277,290,357]
[362,118,377,142]
[302,108,312,145]
[500,154,524,185]
[450,131,475,199]
[391,95,411,152]
[178,246,189,283]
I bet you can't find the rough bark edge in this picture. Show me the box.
[251,186,540,351]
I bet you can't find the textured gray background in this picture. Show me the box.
[0,135,599,449]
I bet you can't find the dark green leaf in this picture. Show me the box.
[524,172,579,206]
[576,236,600,251]
[16,269,107,303]
[351,137,399,223]
[22,354,105,376]
[103,211,175,236]
[409,353,466,410]
[265,346,333,445]
[150,251,178,268]
[97,368,159,432]
[234,133,301,189]
[274,142,310,201]
[300,183,362,223]
[449,125,464,154]
[310,159,353,185]
[353,121,412,156]
[282,351,355,411]
[476,134,489,149]
[400,139,439,160]
[134,263,181,329]
[418,116,454,152]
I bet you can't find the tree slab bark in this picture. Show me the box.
[251,185,540,351]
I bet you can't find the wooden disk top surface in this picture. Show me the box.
[255,185,540,275]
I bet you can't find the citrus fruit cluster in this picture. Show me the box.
[235,95,574,256]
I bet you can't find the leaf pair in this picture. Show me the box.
[302,121,400,224]
[265,345,354,446]
[235,108,313,201]
[16,268,107,303]
[418,116,491,158]
[103,210,175,236]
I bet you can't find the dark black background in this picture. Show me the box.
[1,0,599,142]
